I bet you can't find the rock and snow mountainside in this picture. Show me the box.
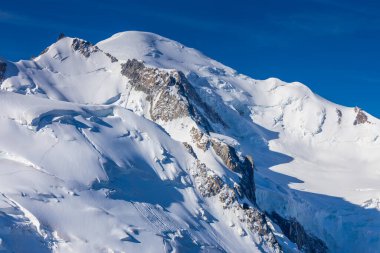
[0,31,379,253]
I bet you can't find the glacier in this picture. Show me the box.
[0,31,379,253]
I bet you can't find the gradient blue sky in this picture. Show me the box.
[1,0,379,117]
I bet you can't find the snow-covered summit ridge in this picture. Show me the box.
[0,32,288,253]
[97,31,379,140]
[0,31,379,253]
[5,30,377,139]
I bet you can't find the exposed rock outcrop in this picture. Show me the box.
[121,59,225,130]
[183,142,197,158]
[0,61,6,84]
[71,38,119,64]
[189,161,282,253]
[72,38,100,58]
[353,107,369,125]
[105,52,118,63]
[336,108,342,124]
[190,127,209,151]
[120,59,300,253]
[270,212,328,253]
[189,128,255,203]
[211,139,256,203]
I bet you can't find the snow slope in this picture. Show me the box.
[0,91,280,253]
[98,32,380,252]
[0,31,379,252]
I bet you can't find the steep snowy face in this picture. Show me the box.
[98,31,380,139]
[0,90,285,253]
[0,35,288,253]
[98,31,380,197]
[0,31,379,253]
[2,37,123,104]
[99,32,380,252]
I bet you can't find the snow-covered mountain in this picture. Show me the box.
[0,31,379,253]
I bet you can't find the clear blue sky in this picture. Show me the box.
[1,0,379,117]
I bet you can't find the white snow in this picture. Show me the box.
[0,30,379,252]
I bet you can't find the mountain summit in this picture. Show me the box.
[0,31,379,253]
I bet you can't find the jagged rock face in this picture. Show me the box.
[189,160,282,253]
[104,52,118,63]
[354,107,369,125]
[120,59,280,250]
[121,59,190,120]
[177,72,226,128]
[190,127,209,151]
[270,212,328,253]
[121,59,182,99]
[151,88,190,122]
[336,108,342,124]
[240,156,256,202]
[0,61,6,83]
[121,59,224,129]
[71,38,118,63]
[188,129,256,203]
[211,139,242,172]
[0,32,358,252]
[182,142,197,158]
[72,38,100,58]
[243,208,279,249]
[211,139,256,202]
[194,162,224,198]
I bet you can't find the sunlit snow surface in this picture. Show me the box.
[0,31,379,252]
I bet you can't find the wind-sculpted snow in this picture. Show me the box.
[0,31,379,252]
[0,91,283,252]
[98,32,380,252]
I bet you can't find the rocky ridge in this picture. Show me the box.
[1,32,369,252]
[118,57,291,252]
[117,56,331,253]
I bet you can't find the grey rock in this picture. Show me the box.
[211,139,241,172]
[190,127,209,151]
[353,107,369,125]
[270,212,328,253]
[121,59,281,252]
[121,59,225,130]
[105,52,118,63]
[336,109,342,124]
[72,38,100,58]
[150,88,190,121]
[71,38,118,63]
[183,142,197,158]
[0,61,6,84]
[192,162,223,198]
[211,139,255,202]
[189,160,282,253]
